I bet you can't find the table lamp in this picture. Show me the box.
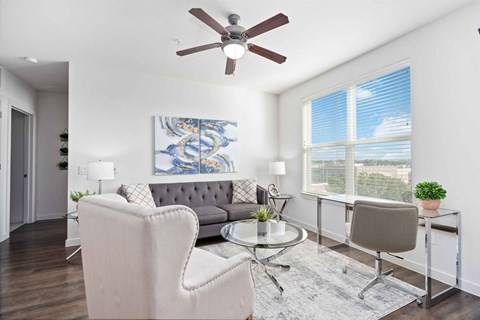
[269,161,286,192]
[87,161,115,194]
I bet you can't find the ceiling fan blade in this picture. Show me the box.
[176,43,222,56]
[225,58,236,75]
[243,13,289,39]
[189,8,229,35]
[248,44,287,64]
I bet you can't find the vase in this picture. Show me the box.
[257,221,269,236]
[269,219,286,234]
[420,199,441,210]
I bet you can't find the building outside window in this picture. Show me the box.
[302,64,411,201]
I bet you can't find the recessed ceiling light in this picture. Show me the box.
[24,57,39,64]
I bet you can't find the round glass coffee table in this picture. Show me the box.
[221,219,307,294]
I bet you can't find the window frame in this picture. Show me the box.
[302,60,412,197]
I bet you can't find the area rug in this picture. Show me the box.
[201,239,424,320]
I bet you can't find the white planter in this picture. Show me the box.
[257,221,269,236]
[269,220,286,234]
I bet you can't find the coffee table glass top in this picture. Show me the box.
[221,219,307,249]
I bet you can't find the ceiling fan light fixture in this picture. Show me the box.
[222,40,247,59]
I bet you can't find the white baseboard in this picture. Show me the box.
[284,215,317,233]
[36,212,65,221]
[65,238,80,247]
[285,215,480,297]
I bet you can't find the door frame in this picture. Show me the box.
[0,101,35,242]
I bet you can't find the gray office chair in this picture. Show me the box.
[343,200,423,304]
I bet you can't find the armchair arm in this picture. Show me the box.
[183,252,254,319]
[184,252,253,290]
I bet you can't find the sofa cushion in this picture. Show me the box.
[121,184,156,208]
[232,178,257,204]
[190,206,228,225]
[217,203,265,221]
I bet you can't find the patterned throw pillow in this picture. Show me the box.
[121,184,156,208]
[232,178,257,204]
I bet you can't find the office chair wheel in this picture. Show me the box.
[342,267,347,274]
[358,293,364,299]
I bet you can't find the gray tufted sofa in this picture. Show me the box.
[138,180,268,239]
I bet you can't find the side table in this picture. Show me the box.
[65,211,81,261]
[269,194,294,221]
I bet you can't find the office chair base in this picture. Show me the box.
[344,252,422,304]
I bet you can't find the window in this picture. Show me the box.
[303,65,411,201]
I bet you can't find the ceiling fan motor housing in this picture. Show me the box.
[222,14,247,42]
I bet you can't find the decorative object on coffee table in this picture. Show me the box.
[87,161,115,194]
[250,206,272,235]
[414,181,447,210]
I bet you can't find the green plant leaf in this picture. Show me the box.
[414,181,447,200]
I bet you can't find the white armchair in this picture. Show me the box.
[78,194,255,319]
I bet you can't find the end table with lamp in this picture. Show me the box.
[268,190,294,221]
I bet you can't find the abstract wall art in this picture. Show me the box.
[200,119,237,173]
[154,116,237,175]
[154,117,200,175]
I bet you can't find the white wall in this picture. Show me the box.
[0,66,36,242]
[36,92,68,220]
[279,2,480,296]
[66,62,278,245]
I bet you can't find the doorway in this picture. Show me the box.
[10,109,29,232]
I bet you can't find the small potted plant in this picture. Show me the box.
[251,206,272,235]
[59,132,68,141]
[70,190,96,209]
[57,160,68,170]
[414,181,447,210]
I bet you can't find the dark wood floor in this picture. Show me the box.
[1,220,479,319]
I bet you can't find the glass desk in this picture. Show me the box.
[316,194,460,309]
[221,219,307,294]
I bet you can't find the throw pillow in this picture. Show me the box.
[122,184,156,208]
[232,178,257,204]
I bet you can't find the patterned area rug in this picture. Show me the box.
[201,239,424,320]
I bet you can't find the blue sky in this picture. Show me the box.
[310,67,411,162]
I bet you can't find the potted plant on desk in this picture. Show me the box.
[251,206,272,236]
[414,181,447,210]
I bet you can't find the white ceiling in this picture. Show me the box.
[0,0,476,94]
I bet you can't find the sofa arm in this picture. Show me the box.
[257,185,268,205]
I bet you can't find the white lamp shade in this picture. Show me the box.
[269,161,286,175]
[87,161,115,180]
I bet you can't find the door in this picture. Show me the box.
[10,109,28,231]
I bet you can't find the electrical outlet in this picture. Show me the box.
[78,166,87,175]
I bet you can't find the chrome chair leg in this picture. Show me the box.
[358,276,380,299]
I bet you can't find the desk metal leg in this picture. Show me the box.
[344,204,351,245]
[423,215,461,308]
[317,199,322,245]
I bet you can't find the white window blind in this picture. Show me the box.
[302,66,411,201]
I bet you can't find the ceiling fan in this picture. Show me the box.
[176,8,289,75]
